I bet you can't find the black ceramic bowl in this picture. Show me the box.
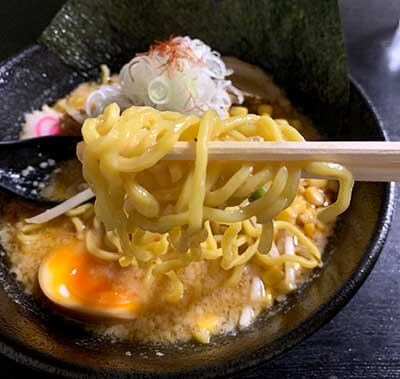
[0,45,395,378]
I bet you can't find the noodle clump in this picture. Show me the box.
[78,103,354,294]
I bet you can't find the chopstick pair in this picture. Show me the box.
[163,141,400,182]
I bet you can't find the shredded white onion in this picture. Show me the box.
[25,188,95,224]
[81,36,244,118]
[85,84,131,118]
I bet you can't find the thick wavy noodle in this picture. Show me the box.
[77,103,354,295]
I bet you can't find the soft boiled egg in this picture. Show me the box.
[38,240,141,320]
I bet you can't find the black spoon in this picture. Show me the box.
[0,136,82,204]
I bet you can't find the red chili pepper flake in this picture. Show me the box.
[137,36,203,77]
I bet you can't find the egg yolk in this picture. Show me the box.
[43,241,140,312]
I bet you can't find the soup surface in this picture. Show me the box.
[0,111,337,344]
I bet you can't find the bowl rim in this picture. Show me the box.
[0,46,396,378]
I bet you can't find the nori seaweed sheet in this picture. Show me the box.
[40,0,349,134]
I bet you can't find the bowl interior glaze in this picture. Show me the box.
[0,45,394,378]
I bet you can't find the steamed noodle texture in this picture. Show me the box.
[78,103,353,299]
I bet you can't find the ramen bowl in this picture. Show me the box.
[0,44,394,378]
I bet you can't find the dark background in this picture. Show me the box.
[0,0,399,378]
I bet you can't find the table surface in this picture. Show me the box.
[1,0,400,378]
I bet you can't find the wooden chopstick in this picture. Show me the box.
[163,141,400,182]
